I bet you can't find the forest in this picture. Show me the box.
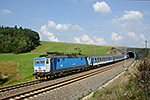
[0,25,40,54]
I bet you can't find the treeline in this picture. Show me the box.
[0,25,40,54]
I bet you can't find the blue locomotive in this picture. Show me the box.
[33,52,127,80]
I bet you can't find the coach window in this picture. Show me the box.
[98,58,99,61]
[58,59,60,62]
[81,58,83,60]
[63,58,65,62]
[84,57,85,60]
[103,58,105,61]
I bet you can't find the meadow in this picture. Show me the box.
[0,41,112,87]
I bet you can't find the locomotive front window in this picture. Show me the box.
[40,59,45,63]
[46,59,49,64]
[35,59,39,64]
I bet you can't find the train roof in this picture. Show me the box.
[45,55,86,58]
[87,54,124,57]
[41,54,124,58]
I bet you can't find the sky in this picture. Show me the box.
[0,0,150,48]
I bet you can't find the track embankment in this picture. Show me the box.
[0,58,134,100]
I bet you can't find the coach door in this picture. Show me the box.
[46,58,51,71]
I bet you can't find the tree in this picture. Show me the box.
[0,26,40,54]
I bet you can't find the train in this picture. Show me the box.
[33,52,128,80]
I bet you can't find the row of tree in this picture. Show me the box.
[0,25,40,54]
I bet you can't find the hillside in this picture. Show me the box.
[0,41,112,87]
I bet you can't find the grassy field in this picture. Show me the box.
[0,41,112,87]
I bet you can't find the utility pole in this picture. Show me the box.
[145,40,147,55]
[125,44,126,68]
[67,44,69,54]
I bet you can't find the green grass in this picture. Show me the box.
[0,41,112,87]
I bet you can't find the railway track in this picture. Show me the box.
[0,58,133,100]
[0,80,44,93]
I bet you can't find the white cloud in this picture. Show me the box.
[80,34,94,43]
[93,36,107,44]
[74,37,81,43]
[111,32,123,44]
[119,10,143,21]
[47,21,56,29]
[47,20,83,31]
[121,29,147,45]
[2,9,11,14]
[40,25,59,42]
[111,10,150,37]
[112,11,143,24]
[112,10,144,29]
[56,23,71,31]
[120,29,148,47]
[93,1,111,14]
[74,34,107,45]
[71,25,83,31]
[127,31,135,38]
[139,34,146,46]
[140,34,146,40]
[40,25,47,33]
[47,20,71,31]
[121,29,136,38]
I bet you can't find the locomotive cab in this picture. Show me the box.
[34,57,51,79]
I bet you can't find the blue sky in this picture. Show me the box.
[0,0,150,48]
